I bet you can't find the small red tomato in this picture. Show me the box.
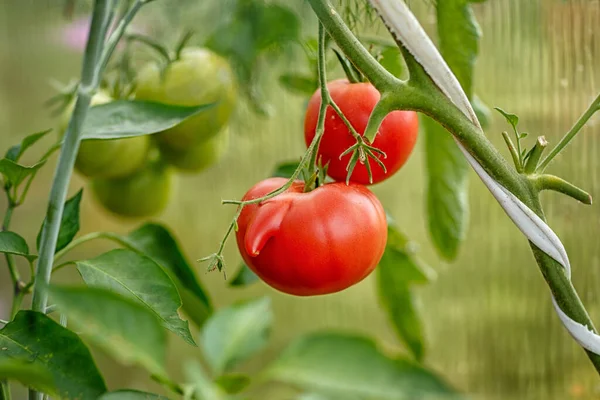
[235,177,387,296]
[304,79,419,185]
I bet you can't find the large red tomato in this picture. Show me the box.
[304,79,419,185]
[235,177,387,296]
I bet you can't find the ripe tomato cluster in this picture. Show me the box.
[235,80,419,296]
[59,48,236,218]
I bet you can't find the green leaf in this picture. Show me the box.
[5,129,52,162]
[98,390,169,399]
[385,217,436,284]
[279,74,318,96]
[378,217,434,362]
[423,116,469,261]
[437,0,481,98]
[0,359,57,396]
[0,311,107,399]
[377,261,425,362]
[76,249,195,346]
[471,95,491,130]
[49,286,167,376]
[80,100,213,140]
[184,361,229,400]
[37,189,82,253]
[0,158,46,189]
[125,223,212,323]
[0,231,36,261]
[378,46,406,79]
[229,263,259,287]
[494,107,519,133]
[214,374,251,394]
[267,333,462,400]
[201,297,272,375]
[126,223,210,307]
[271,160,300,179]
[425,0,483,261]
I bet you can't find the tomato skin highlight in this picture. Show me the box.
[304,79,419,185]
[235,177,388,296]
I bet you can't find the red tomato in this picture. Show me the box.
[304,79,419,185]
[235,177,387,296]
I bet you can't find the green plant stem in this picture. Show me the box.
[308,0,600,375]
[2,192,25,321]
[3,202,19,285]
[125,33,172,63]
[29,1,150,399]
[306,23,330,182]
[307,0,399,91]
[18,142,63,206]
[31,0,112,319]
[538,93,600,172]
[0,381,10,400]
[501,131,522,172]
[99,0,150,73]
[523,136,548,174]
[533,174,592,205]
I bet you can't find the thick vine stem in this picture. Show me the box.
[308,0,600,374]
[307,0,399,91]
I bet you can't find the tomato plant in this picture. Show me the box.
[235,177,387,296]
[1,1,599,400]
[135,47,237,150]
[304,79,418,185]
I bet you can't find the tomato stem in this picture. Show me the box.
[30,3,151,398]
[501,131,522,172]
[537,93,600,172]
[125,33,172,64]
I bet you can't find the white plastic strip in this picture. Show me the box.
[368,0,600,354]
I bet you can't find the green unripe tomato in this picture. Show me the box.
[159,128,230,173]
[59,92,150,179]
[91,157,173,218]
[134,47,237,150]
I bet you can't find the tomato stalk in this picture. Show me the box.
[537,93,600,172]
[308,0,600,375]
[30,2,152,399]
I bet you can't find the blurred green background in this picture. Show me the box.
[1,0,599,399]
